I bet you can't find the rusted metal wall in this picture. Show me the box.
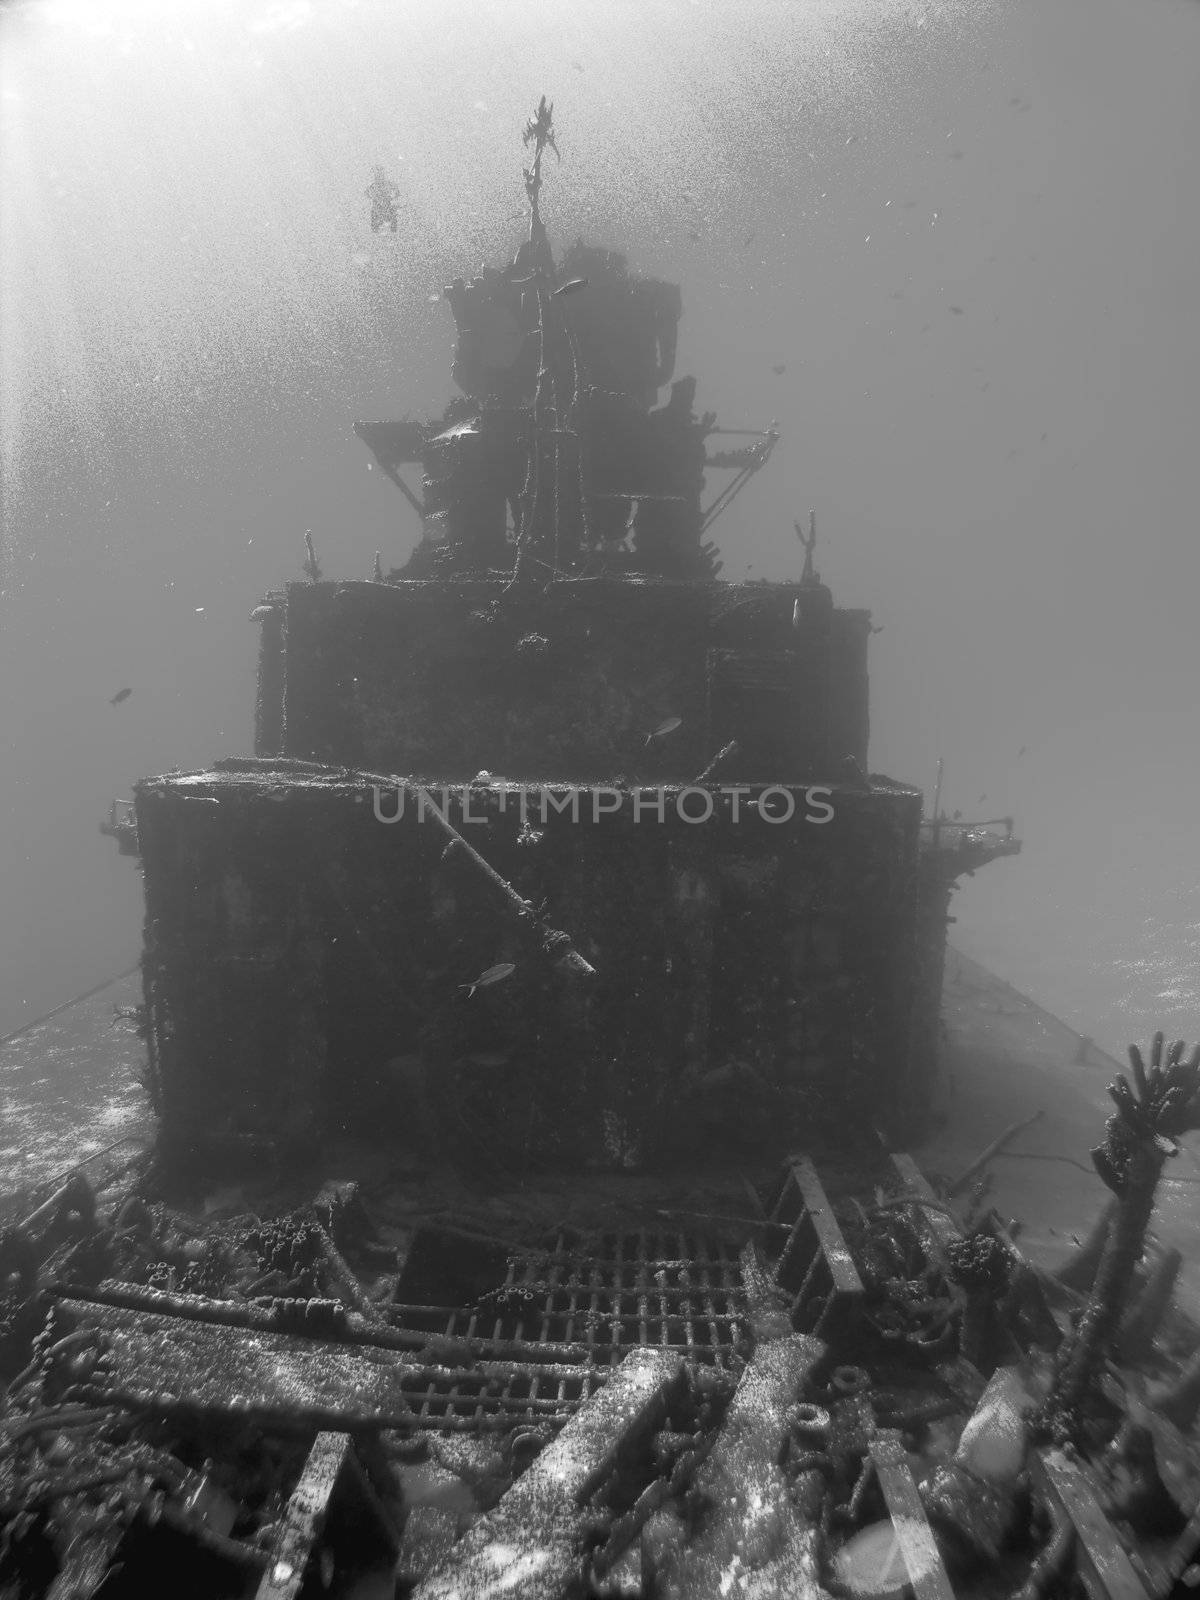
[267,578,871,784]
[134,769,922,1173]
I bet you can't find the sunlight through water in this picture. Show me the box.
[0,0,997,521]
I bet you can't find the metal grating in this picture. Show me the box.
[391,1230,751,1431]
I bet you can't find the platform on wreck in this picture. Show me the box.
[1,951,1196,1317]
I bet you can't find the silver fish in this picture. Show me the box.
[553,277,588,297]
[645,716,682,746]
[460,962,516,997]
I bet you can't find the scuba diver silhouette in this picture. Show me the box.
[366,165,402,234]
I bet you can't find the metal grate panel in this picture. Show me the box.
[391,1230,750,1430]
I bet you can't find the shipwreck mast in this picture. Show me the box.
[512,95,563,580]
[356,99,777,581]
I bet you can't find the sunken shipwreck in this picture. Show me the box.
[2,101,1198,1600]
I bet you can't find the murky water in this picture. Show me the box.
[0,972,150,1204]
[930,952,1200,1318]
[957,829,1200,1064]
[5,0,1200,1054]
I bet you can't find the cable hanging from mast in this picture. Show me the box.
[700,423,779,533]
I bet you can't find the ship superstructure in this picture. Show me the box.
[6,105,1197,1600]
[118,102,1018,1174]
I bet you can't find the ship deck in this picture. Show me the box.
[2,951,1196,1315]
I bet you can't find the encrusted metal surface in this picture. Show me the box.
[768,1155,865,1339]
[413,1348,683,1600]
[391,1229,750,1430]
[47,1228,749,1439]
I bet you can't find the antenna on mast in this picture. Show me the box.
[521,95,558,268]
[795,510,819,584]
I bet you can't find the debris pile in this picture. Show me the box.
[2,1130,1197,1599]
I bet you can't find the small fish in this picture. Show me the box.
[460,962,516,997]
[792,600,802,629]
[687,230,701,241]
[978,793,987,805]
[248,605,275,622]
[552,277,588,297]
[645,716,682,746]
[109,687,133,705]
[772,363,786,375]
[1017,745,1026,758]
[949,305,964,315]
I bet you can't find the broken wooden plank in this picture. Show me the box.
[50,1294,611,1431]
[889,1153,961,1262]
[868,1429,956,1600]
[1034,1450,1151,1600]
[769,1155,864,1339]
[257,1434,351,1600]
[45,1524,125,1600]
[255,1432,399,1600]
[1094,1384,1200,1600]
[788,1155,864,1297]
[53,1298,419,1431]
[652,1333,828,1600]
[413,1348,683,1600]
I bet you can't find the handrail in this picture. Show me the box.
[0,965,141,1051]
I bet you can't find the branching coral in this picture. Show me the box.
[1050,1032,1200,1427]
